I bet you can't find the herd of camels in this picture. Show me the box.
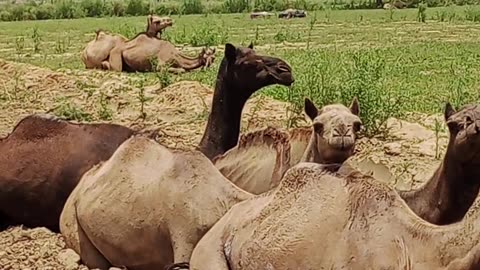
[1,14,480,270]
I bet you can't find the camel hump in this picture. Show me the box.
[213,127,291,194]
[276,163,333,195]
[6,114,69,141]
[239,126,290,150]
[289,127,312,142]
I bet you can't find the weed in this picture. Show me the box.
[98,92,113,120]
[31,26,41,53]
[417,2,427,23]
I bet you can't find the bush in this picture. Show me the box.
[223,0,250,13]
[0,10,13,21]
[126,0,148,16]
[34,3,56,20]
[81,0,105,17]
[56,0,85,19]
[182,0,204,14]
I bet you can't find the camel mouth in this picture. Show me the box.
[271,66,294,86]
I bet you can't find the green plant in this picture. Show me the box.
[31,26,41,53]
[417,2,427,22]
[98,92,113,120]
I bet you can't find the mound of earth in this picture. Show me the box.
[0,59,448,269]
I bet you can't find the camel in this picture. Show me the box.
[394,103,480,224]
[212,97,362,194]
[59,43,294,269]
[278,8,307,19]
[250,11,274,19]
[106,22,216,73]
[197,43,294,159]
[0,114,136,231]
[336,103,480,225]
[81,15,173,70]
[185,161,480,270]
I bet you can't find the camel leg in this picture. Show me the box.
[101,60,111,70]
[171,233,195,263]
[167,67,186,74]
[108,47,124,72]
[77,216,112,269]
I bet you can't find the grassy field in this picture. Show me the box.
[1,6,480,136]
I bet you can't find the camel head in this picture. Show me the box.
[146,15,173,37]
[199,47,216,69]
[223,42,294,96]
[304,97,362,164]
[444,103,480,164]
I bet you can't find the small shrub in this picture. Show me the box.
[223,0,250,13]
[417,2,427,22]
[126,0,148,16]
[181,0,204,14]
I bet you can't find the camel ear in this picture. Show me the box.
[349,97,360,116]
[225,43,236,62]
[304,97,318,121]
[445,102,456,121]
[212,47,216,54]
[248,42,254,49]
[147,15,153,26]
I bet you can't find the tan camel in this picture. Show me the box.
[59,43,294,269]
[213,97,362,194]
[0,114,136,231]
[106,21,215,73]
[81,15,172,70]
[186,162,480,270]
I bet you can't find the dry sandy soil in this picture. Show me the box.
[0,58,449,269]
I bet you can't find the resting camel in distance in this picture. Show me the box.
[59,42,294,269]
[184,161,480,270]
[250,11,274,19]
[81,15,173,70]
[213,97,362,194]
[0,114,136,232]
[106,23,215,73]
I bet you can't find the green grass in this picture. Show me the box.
[1,6,480,136]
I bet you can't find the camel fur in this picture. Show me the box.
[186,162,480,270]
[213,97,362,194]
[81,15,172,70]
[59,43,294,269]
[0,114,135,231]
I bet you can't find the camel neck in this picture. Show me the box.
[174,53,203,70]
[198,67,251,160]
[400,147,480,224]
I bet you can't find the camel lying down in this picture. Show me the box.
[81,15,173,70]
[186,162,480,270]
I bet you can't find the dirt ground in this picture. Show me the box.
[0,58,448,269]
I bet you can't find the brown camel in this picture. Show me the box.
[186,162,480,270]
[59,43,294,269]
[0,114,135,232]
[81,15,173,70]
[395,103,480,224]
[213,97,362,194]
[337,103,480,225]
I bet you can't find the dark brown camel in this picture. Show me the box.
[0,114,135,232]
[1,42,293,233]
[397,103,480,224]
[198,43,294,160]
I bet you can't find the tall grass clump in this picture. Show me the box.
[181,0,204,14]
[223,0,250,13]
